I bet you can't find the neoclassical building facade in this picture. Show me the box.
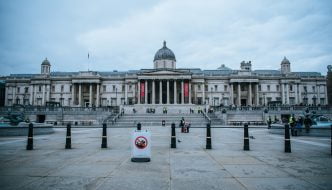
[2,41,328,107]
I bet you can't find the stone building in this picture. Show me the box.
[2,41,328,108]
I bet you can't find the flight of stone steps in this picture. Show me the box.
[208,112,225,125]
[110,113,208,127]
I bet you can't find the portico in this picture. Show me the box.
[137,71,192,105]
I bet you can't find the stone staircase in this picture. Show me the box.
[208,112,225,125]
[110,113,208,127]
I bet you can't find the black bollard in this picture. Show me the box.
[101,123,107,148]
[284,124,291,153]
[171,123,176,148]
[137,123,142,130]
[243,123,250,151]
[65,123,72,149]
[26,123,33,150]
[206,123,212,149]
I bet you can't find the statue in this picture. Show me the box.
[327,65,332,72]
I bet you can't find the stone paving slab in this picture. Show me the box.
[0,126,331,190]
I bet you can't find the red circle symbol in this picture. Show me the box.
[135,136,148,149]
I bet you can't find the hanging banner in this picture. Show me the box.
[184,82,189,97]
[140,82,145,98]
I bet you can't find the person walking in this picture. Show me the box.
[180,117,185,133]
[289,115,296,136]
[303,115,312,133]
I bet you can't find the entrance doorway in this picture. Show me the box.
[241,99,247,106]
[36,115,45,123]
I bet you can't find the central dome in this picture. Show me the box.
[153,41,176,61]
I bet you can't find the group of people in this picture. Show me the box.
[180,117,190,133]
[289,115,312,136]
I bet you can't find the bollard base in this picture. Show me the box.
[131,157,150,162]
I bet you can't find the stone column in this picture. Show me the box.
[159,80,162,104]
[42,84,45,106]
[145,80,148,104]
[294,84,298,104]
[47,85,50,102]
[202,83,205,105]
[174,80,177,104]
[324,85,328,105]
[248,83,252,106]
[298,84,302,104]
[78,84,82,107]
[256,84,259,106]
[152,80,155,104]
[167,80,170,104]
[12,86,16,105]
[89,84,92,107]
[286,84,289,104]
[317,85,320,103]
[30,85,34,105]
[96,84,100,107]
[281,83,285,105]
[71,84,75,106]
[137,81,141,104]
[125,83,128,105]
[181,80,184,104]
[237,83,241,106]
[33,85,37,105]
[189,81,192,104]
[230,83,233,105]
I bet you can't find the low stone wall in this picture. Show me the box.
[0,122,54,136]
[268,124,330,137]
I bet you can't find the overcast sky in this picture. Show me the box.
[0,0,331,76]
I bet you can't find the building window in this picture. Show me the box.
[312,86,315,92]
[129,85,132,92]
[303,86,307,92]
[60,98,64,106]
[61,85,64,92]
[276,85,280,91]
[25,87,29,93]
[112,85,116,92]
[267,85,270,91]
[214,85,218,91]
[258,85,261,91]
[320,98,325,105]
[267,97,272,103]
[289,85,293,91]
[70,86,72,92]
[103,85,106,92]
[39,85,42,92]
[24,99,29,105]
[122,85,125,92]
[17,87,20,93]
[224,85,228,91]
[52,86,55,92]
[205,85,208,91]
[198,85,201,91]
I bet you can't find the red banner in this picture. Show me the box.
[184,82,189,97]
[140,82,145,97]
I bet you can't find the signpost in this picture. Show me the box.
[131,129,151,162]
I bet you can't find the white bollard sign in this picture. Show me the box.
[131,130,151,162]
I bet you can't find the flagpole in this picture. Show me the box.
[88,52,90,71]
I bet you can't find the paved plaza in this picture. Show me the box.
[0,125,331,190]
